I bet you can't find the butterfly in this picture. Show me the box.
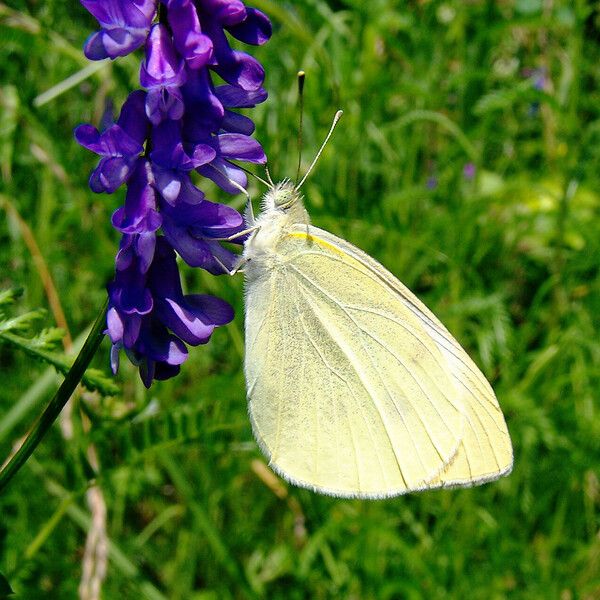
[236,112,512,499]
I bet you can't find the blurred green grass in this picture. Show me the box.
[1,0,599,598]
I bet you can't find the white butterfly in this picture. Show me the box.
[235,113,512,499]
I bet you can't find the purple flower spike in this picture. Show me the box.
[168,0,214,69]
[82,0,158,60]
[78,0,271,385]
[141,24,188,124]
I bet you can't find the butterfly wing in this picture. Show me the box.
[244,224,512,498]
[309,226,514,489]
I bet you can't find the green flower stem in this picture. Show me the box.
[0,298,108,493]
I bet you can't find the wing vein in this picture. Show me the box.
[294,282,422,489]
[292,267,462,471]
[293,286,400,490]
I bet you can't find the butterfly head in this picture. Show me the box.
[263,179,302,212]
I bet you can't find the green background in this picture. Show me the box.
[1,0,599,598]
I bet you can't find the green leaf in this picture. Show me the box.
[0,289,119,396]
[0,330,119,396]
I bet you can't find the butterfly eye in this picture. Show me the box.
[275,191,292,208]
[272,185,299,210]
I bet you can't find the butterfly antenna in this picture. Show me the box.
[294,70,306,185]
[224,160,272,189]
[296,110,343,191]
[265,165,275,187]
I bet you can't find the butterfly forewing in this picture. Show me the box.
[302,225,514,489]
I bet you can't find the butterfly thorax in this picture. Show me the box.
[243,180,310,271]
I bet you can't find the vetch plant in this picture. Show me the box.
[0,0,271,490]
[76,0,271,387]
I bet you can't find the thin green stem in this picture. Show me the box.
[0,298,108,493]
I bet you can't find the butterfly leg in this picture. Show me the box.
[218,225,261,242]
[244,196,256,226]
[214,254,248,276]
[206,162,256,225]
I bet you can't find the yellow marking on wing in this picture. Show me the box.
[287,231,355,261]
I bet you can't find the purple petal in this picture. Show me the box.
[197,157,247,194]
[177,177,206,204]
[212,50,265,91]
[90,155,139,193]
[83,31,112,60]
[181,68,224,138]
[74,124,101,151]
[206,20,265,90]
[111,161,161,234]
[117,90,150,146]
[221,110,255,135]
[186,294,234,325]
[134,232,157,273]
[199,0,247,26]
[154,169,184,203]
[101,28,148,59]
[107,306,124,344]
[109,268,153,315]
[157,297,216,345]
[168,0,214,69]
[140,24,187,88]
[187,200,244,238]
[226,8,272,45]
[214,84,267,108]
[145,86,186,125]
[152,120,215,168]
[81,0,157,28]
[217,133,266,163]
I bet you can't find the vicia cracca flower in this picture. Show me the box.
[77,0,271,386]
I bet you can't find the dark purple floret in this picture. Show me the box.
[77,0,271,385]
[111,160,162,236]
[149,238,235,345]
[75,91,149,193]
[82,0,158,60]
[141,24,188,123]
[226,7,271,45]
[167,0,213,69]
[204,19,265,91]
[197,132,266,193]
[150,120,216,203]
[181,68,225,138]
[160,195,244,273]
